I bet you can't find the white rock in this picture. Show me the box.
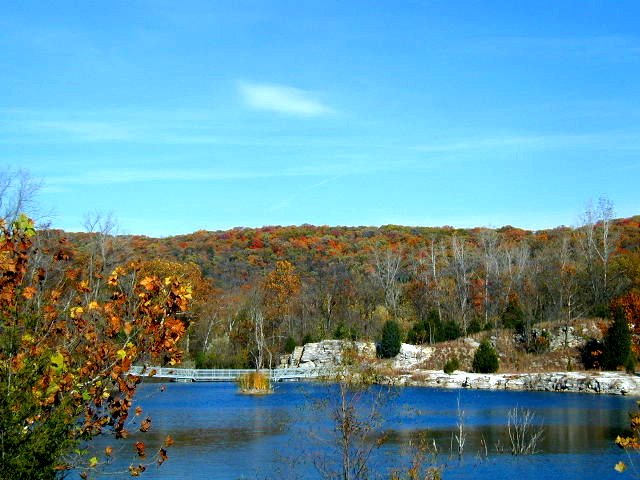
[463,337,480,348]
[393,343,434,370]
[386,369,640,396]
[296,340,376,369]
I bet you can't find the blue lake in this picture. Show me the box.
[83,382,640,479]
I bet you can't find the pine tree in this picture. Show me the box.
[472,340,499,373]
[603,306,632,370]
[378,320,402,358]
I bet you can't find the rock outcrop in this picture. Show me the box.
[283,340,376,369]
[390,370,640,395]
[392,343,435,370]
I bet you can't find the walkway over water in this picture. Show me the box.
[128,366,325,383]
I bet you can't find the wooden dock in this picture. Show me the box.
[128,366,325,383]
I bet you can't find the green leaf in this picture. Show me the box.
[88,456,99,468]
[50,351,65,372]
[13,213,36,238]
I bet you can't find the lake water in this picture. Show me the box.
[84,382,640,479]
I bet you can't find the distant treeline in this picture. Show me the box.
[51,204,640,368]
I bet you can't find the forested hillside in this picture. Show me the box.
[51,206,640,369]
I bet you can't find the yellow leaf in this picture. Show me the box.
[615,461,627,473]
[123,322,133,335]
[70,306,84,319]
[117,349,127,360]
[88,301,100,310]
[22,286,37,299]
[88,456,98,468]
[50,352,65,372]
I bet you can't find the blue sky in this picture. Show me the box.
[1,1,639,236]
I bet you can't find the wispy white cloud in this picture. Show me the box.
[413,131,640,153]
[45,164,352,188]
[267,174,345,212]
[0,107,343,144]
[237,81,333,116]
[29,120,131,141]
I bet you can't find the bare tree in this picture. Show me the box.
[423,238,447,322]
[451,236,472,333]
[579,196,616,308]
[507,407,544,455]
[82,211,129,302]
[312,366,391,480]
[251,306,268,370]
[479,229,500,328]
[0,168,42,223]
[372,246,403,318]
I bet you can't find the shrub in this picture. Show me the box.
[603,306,632,370]
[407,319,429,344]
[523,329,550,354]
[406,311,464,345]
[334,323,358,341]
[284,336,297,354]
[502,294,525,331]
[472,340,499,373]
[443,357,460,375]
[440,320,462,342]
[467,318,484,335]
[302,333,316,345]
[237,371,271,393]
[625,355,636,374]
[378,320,402,358]
[581,339,605,370]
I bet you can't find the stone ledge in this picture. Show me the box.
[389,370,640,395]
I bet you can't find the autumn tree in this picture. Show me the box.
[611,292,640,358]
[262,259,301,334]
[0,216,191,478]
[138,258,214,357]
[245,261,301,369]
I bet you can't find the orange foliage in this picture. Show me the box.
[612,292,640,355]
[0,217,192,473]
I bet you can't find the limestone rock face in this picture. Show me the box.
[392,370,640,396]
[548,326,584,350]
[393,343,435,370]
[291,340,376,369]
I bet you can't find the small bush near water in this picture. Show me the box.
[472,340,499,373]
[443,357,460,375]
[237,371,271,394]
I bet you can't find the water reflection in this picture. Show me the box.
[385,423,624,455]
[80,383,638,480]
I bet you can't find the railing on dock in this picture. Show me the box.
[128,366,327,383]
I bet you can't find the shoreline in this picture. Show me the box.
[380,369,640,396]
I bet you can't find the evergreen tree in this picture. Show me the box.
[472,340,499,373]
[603,306,632,370]
[378,320,402,358]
